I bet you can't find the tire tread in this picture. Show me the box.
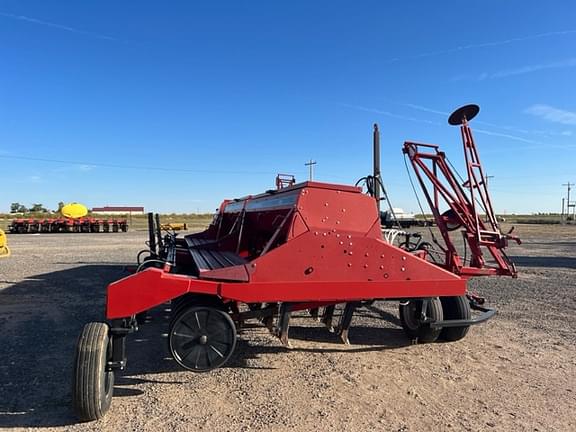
[72,322,113,421]
[439,296,471,342]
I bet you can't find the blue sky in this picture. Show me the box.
[1,1,575,214]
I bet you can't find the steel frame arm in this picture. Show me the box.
[403,120,519,278]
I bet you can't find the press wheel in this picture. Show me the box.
[169,306,237,372]
[439,296,471,341]
[399,298,443,343]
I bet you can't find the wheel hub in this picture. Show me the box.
[169,306,237,372]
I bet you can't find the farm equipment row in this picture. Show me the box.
[8,217,128,234]
[72,104,521,421]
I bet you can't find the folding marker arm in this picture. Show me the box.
[403,105,520,278]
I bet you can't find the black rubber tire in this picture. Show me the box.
[170,294,225,328]
[399,298,443,343]
[439,296,471,342]
[169,306,237,372]
[72,322,114,421]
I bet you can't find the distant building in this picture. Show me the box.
[92,206,144,215]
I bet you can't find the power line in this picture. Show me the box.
[0,154,286,176]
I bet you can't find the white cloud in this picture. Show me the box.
[385,29,576,64]
[487,58,576,79]
[339,103,443,126]
[395,101,568,140]
[342,103,542,145]
[51,164,96,174]
[525,104,576,125]
[473,128,540,144]
[0,12,120,42]
[453,58,576,81]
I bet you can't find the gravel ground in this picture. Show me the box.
[0,225,575,431]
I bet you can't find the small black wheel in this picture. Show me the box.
[439,296,471,342]
[169,306,237,372]
[169,294,225,327]
[399,298,443,343]
[72,322,114,421]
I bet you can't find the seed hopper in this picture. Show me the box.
[72,105,520,421]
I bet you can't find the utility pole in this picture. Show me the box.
[484,174,494,188]
[305,159,317,181]
[563,182,574,221]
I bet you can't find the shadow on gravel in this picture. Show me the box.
[287,325,409,350]
[119,306,410,379]
[510,255,576,269]
[0,265,412,428]
[0,265,127,428]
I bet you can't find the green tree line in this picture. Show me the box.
[10,202,65,214]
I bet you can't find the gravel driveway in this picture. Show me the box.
[0,225,574,431]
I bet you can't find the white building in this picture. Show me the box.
[91,206,145,215]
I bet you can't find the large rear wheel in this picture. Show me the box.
[72,322,114,421]
[399,298,443,343]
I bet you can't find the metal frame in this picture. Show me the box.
[103,107,518,362]
[403,115,520,277]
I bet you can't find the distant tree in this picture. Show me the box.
[17,204,28,213]
[30,203,47,213]
[57,201,65,212]
[10,202,21,213]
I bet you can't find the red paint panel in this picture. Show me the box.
[220,279,466,303]
[201,265,250,282]
[106,268,219,319]
[297,187,379,236]
[248,231,461,284]
[287,210,309,240]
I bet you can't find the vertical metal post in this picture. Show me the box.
[147,212,157,257]
[155,213,164,250]
[373,124,381,213]
[561,198,565,223]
